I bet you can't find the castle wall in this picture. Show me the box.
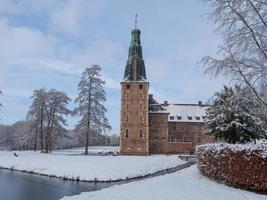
[149,113,169,154]
[120,83,149,155]
[149,114,213,154]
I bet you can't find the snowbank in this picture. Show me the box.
[61,165,267,200]
[0,147,184,182]
[196,140,267,192]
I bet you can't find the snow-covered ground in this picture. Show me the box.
[61,165,267,200]
[53,146,119,155]
[0,146,185,182]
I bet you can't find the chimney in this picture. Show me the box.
[198,101,202,106]
[163,101,168,106]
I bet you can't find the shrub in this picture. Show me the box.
[196,140,267,193]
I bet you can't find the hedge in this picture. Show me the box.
[196,140,267,193]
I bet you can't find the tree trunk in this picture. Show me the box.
[85,82,92,155]
[40,102,44,151]
[45,133,49,153]
[34,127,38,152]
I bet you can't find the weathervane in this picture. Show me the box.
[134,13,138,28]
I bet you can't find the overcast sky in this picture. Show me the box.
[0,0,227,134]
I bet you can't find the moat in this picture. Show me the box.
[0,169,114,200]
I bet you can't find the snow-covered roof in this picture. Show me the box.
[162,104,209,122]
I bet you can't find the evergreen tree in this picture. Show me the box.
[205,85,266,144]
[74,65,111,155]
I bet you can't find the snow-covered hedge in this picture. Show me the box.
[196,140,267,193]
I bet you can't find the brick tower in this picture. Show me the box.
[120,25,149,155]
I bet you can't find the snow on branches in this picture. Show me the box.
[205,85,267,144]
[74,65,111,155]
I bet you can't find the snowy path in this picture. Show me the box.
[0,148,185,182]
[61,165,267,200]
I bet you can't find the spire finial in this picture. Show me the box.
[134,13,138,28]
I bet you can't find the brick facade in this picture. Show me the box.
[149,113,212,154]
[120,83,149,155]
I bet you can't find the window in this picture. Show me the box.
[177,116,182,120]
[181,127,185,132]
[125,114,129,123]
[125,102,129,109]
[126,85,130,89]
[160,117,164,127]
[139,103,143,109]
[188,116,192,120]
[139,129,143,139]
[202,116,206,120]
[162,137,166,140]
[170,115,174,120]
[172,126,176,130]
[139,85,143,89]
[198,137,201,143]
[125,90,130,98]
[139,113,144,123]
[139,91,144,98]
[125,129,129,138]
[190,127,194,132]
[169,136,175,142]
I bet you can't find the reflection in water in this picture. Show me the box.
[0,169,114,200]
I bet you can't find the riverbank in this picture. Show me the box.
[0,147,185,182]
[61,165,267,200]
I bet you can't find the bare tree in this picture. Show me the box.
[28,89,71,153]
[201,0,267,106]
[74,65,111,155]
[27,89,46,151]
[44,89,71,153]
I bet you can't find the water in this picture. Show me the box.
[0,169,115,200]
[0,162,194,200]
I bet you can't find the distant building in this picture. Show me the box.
[120,26,212,155]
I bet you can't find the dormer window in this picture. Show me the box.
[170,116,174,120]
[188,116,192,120]
[196,116,200,120]
[177,116,182,120]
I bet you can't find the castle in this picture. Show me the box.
[120,26,212,155]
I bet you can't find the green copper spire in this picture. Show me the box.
[122,24,147,82]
